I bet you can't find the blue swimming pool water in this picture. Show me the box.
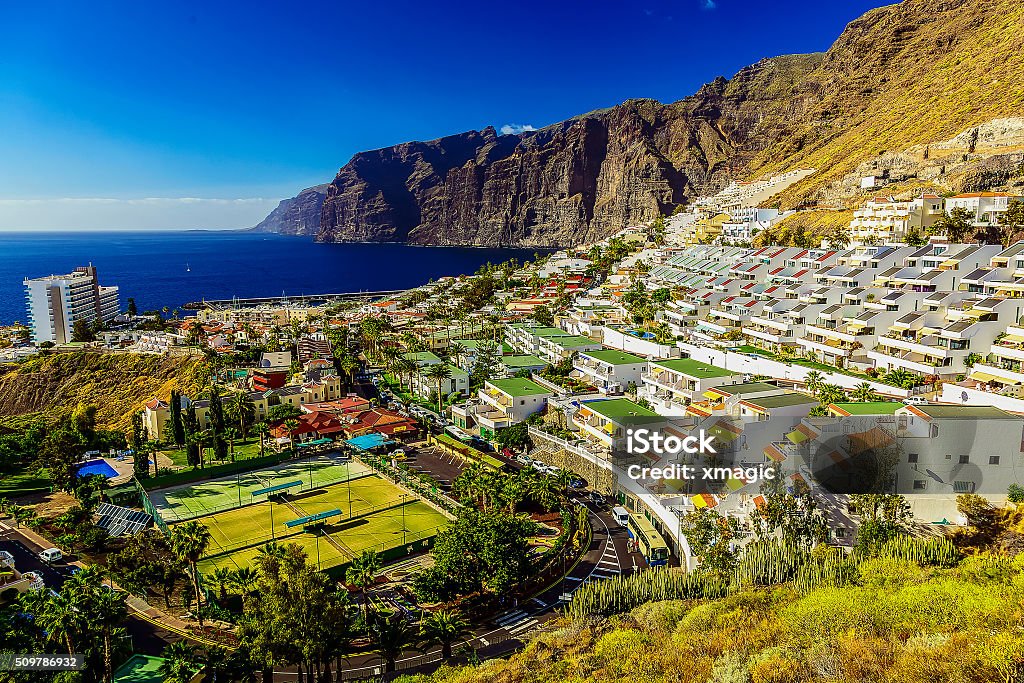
[77,459,119,479]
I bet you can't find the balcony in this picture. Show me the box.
[880,335,949,359]
[972,362,1024,386]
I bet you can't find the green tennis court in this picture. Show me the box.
[193,473,449,575]
[151,454,371,522]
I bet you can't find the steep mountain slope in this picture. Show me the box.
[250,184,329,235]
[306,0,1024,248]
[0,352,211,432]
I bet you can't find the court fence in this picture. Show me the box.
[133,477,170,535]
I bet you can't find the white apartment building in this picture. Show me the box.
[945,193,1024,226]
[24,264,120,344]
[572,349,647,394]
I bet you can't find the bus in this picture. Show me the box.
[627,512,670,567]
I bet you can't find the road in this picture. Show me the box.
[0,524,178,655]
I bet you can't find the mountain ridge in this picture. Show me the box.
[255,0,1024,247]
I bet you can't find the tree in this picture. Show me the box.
[130,411,149,479]
[72,318,95,343]
[804,370,824,397]
[170,390,186,447]
[850,493,912,554]
[424,363,453,413]
[904,226,927,247]
[126,297,138,316]
[413,509,536,601]
[495,422,531,451]
[183,403,201,468]
[964,352,982,369]
[998,199,1024,245]
[283,418,300,451]
[346,549,381,626]
[850,382,879,403]
[532,304,554,327]
[750,477,829,551]
[420,609,471,661]
[254,421,270,457]
[168,520,212,627]
[369,611,417,673]
[1008,483,1024,504]
[928,207,974,242]
[226,391,256,442]
[208,386,229,461]
[679,507,740,578]
[816,383,847,408]
[160,641,202,683]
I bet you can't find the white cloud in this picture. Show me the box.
[499,124,536,136]
[0,197,281,231]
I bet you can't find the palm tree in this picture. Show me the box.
[339,354,360,391]
[448,341,468,370]
[816,383,848,408]
[168,520,212,627]
[228,566,259,598]
[804,370,825,397]
[160,641,202,683]
[283,418,300,451]
[424,363,452,413]
[369,611,417,673]
[228,391,256,441]
[396,357,417,393]
[224,427,239,461]
[346,549,382,626]
[420,609,472,661]
[851,382,879,403]
[211,566,233,603]
[35,589,82,655]
[254,421,270,457]
[883,367,917,390]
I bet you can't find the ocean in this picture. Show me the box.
[0,231,546,324]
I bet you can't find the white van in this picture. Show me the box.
[444,425,473,443]
[611,506,630,527]
[39,548,63,564]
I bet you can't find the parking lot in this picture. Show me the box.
[401,443,469,493]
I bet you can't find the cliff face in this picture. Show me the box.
[250,184,329,236]
[309,0,1024,247]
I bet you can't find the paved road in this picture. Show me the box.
[0,524,178,656]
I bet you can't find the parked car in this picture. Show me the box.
[902,396,928,406]
[588,491,605,505]
[469,436,493,452]
[531,460,547,472]
[516,454,533,466]
[38,548,63,564]
[545,465,562,477]
[568,475,586,489]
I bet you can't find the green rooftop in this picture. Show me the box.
[404,351,442,365]
[501,355,546,368]
[583,398,660,421]
[549,335,599,349]
[830,401,902,416]
[488,377,550,397]
[580,349,647,365]
[652,358,735,378]
[113,655,165,683]
[910,404,1018,420]
[743,393,818,409]
[706,381,780,397]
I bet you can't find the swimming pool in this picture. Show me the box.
[77,458,119,479]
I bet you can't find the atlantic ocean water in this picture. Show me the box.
[0,231,545,324]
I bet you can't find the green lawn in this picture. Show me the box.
[733,345,908,388]
[161,438,265,468]
[0,469,52,496]
[195,475,448,574]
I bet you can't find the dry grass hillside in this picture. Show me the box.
[0,352,211,432]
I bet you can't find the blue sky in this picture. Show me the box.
[0,0,886,230]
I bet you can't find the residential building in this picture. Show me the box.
[24,264,120,344]
[945,192,1024,226]
[640,358,743,415]
[573,349,648,394]
[472,378,553,437]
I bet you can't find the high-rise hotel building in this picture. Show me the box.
[24,265,120,344]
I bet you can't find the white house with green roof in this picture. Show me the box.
[573,348,648,394]
[640,358,743,414]
[499,354,547,375]
[403,350,442,367]
[409,363,470,401]
[571,397,665,450]
[474,377,553,437]
[536,333,602,364]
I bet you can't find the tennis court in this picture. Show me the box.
[193,473,449,575]
[150,453,372,522]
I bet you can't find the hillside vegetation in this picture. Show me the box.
[400,552,1024,683]
[0,352,210,432]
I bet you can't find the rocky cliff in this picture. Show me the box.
[250,184,329,236]
[304,0,1024,247]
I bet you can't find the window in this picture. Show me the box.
[908,453,919,463]
[959,455,970,464]
[913,480,927,490]
[989,455,1000,465]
